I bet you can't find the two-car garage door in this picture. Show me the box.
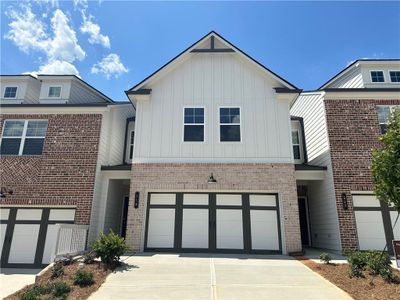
[144,193,281,253]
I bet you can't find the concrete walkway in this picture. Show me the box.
[89,253,352,300]
[0,268,40,299]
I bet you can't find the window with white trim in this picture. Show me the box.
[183,107,204,142]
[1,120,48,155]
[219,107,241,142]
[292,130,301,160]
[370,71,385,83]
[389,71,400,83]
[4,87,17,98]
[129,130,135,159]
[377,106,399,134]
[48,86,61,98]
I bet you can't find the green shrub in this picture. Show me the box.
[51,282,71,298]
[319,252,332,264]
[347,251,368,277]
[83,251,97,264]
[20,289,41,300]
[51,262,64,278]
[366,250,392,275]
[92,231,129,266]
[74,269,94,287]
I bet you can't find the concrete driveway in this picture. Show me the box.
[89,253,351,300]
[0,268,40,299]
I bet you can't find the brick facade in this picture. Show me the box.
[127,163,302,254]
[0,114,102,224]
[324,99,400,252]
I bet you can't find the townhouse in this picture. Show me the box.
[1,32,399,268]
[291,59,400,254]
[0,75,134,267]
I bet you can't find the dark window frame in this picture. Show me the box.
[370,71,385,83]
[183,107,205,142]
[389,71,400,83]
[48,86,62,98]
[292,130,301,161]
[4,87,18,98]
[219,107,241,142]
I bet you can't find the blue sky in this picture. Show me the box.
[1,1,400,100]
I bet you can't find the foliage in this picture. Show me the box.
[347,251,368,278]
[83,250,97,264]
[379,267,400,284]
[51,282,71,298]
[74,269,94,287]
[372,108,400,212]
[19,288,41,300]
[51,262,65,278]
[92,231,129,266]
[319,252,332,264]
[19,282,71,300]
[366,250,392,275]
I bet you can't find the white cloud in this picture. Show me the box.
[91,53,128,79]
[80,13,110,48]
[5,6,85,75]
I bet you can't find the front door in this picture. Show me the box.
[298,197,310,246]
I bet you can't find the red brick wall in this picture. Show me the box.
[325,99,400,252]
[0,114,102,224]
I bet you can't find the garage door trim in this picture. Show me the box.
[144,192,282,254]
[1,207,74,268]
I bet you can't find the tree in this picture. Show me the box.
[372,108,400,213]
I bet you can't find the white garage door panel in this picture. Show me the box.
[250,210,279,250]
[352,195,380,207]
[16,209,42,220]
[249,195,276,207]
[217,210,243,249]
[391,211,400,240]
[147,209,175,248]
[355,211,386,250]
[49,209,75,221]
[216,195,242,206]
[9,224,40,263]
[183,194,208,205]
[42,225,58,264]
[150,194,176,205]
[182,209,208,248]
[0,224,7,257]
[0,209,10,220]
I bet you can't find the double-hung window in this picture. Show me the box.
[292,130,301,160]
[48,86,61,98]
[389,71,400,83]
[219,107,241,142]
[1,120,48,155]
[377,106,399,134]
[371,71,385,83]
[129,130,135,159]
[184,107,205,142]
[4,87,18,98]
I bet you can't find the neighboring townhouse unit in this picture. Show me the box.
[124,31,327,255]
[0,75,134,268]
[291,59,400,254]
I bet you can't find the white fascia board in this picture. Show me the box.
[324,90,400,100]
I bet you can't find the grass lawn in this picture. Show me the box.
[5,261,113,300]
[296,257,400,300]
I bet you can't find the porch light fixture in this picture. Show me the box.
[208,173,217,184]
[0,187,13,198]
[341,193,348,210]
[134,192,140,208]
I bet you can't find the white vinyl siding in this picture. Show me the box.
[134,53,293,163]
[291,92,341,251]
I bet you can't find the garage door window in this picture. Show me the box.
[183,107,205,142]
[1,120,48,155]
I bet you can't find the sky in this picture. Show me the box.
[1,1,400,100]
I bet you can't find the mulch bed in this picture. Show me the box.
[295,256,400,300]
[5,261,113,300]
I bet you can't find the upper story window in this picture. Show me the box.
[219,107,241,142]
[129,130,135,159]
[1,120,48,155]
[183,107,205,142]
[4,87,18,98]
[370,71,385,83]
[292,130,301,160]
[377,106,399,134]
[389,71,400,82]
[48,86,61,98]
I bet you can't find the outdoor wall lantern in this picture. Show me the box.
[134,192,140,208]
[341,193,348,210]
[208,173,217,184]
[0,187,13,198]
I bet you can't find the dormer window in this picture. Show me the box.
[389,71,400,82]
[370,71,385,83]
[48,86,61,98]
[4,87,17,98]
